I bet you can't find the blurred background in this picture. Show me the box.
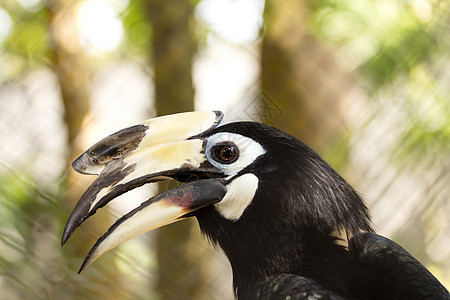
[0,0,448,299]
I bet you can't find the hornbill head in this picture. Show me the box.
[62,111,371,279]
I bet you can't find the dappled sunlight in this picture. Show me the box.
[76,0,126,53]
[195,0,264,44]
[0,8,12,43]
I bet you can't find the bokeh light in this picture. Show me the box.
[77,0,125,53]
[195,0,264,44]
[0,8,12,43]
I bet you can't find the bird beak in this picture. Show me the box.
[62,111,227,272]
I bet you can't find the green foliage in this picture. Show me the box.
[308,0,443,90]
[362,25,434,89]
[395,64,450,165]
[309,0,449,165]
[0,1,50,79]
[1,0,154,75]
[0,170,62,299]
[120,0,153,57]
[0,169,157,299]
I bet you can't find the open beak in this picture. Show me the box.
[62,111,227,272]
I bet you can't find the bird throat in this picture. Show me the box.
[214,174,259,221]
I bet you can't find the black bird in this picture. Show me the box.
[62,111,449,299]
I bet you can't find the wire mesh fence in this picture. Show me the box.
[0,0,449,299]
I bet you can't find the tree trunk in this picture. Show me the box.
[146,0,195,115]
[261,0,355,155]
[146,1,211,299]
[48,1,121,299]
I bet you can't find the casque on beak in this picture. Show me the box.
[62,111,228,272]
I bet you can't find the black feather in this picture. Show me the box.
[349,233,449,299]
[195,122,448,299]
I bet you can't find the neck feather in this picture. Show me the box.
[196,129,373,297]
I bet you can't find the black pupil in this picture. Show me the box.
[219,145,235,161]
[212,142,238,164]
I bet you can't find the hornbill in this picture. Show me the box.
[62,111,449,299]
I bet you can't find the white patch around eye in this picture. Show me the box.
[206,132,266,176]
[215,173,259,220]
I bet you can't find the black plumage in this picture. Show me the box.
[64,114,449,300]
[194,122,448,299]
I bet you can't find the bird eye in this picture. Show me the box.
[211,142,239,164]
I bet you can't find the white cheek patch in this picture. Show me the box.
[215,173,259,220]
[206,132,266,176]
